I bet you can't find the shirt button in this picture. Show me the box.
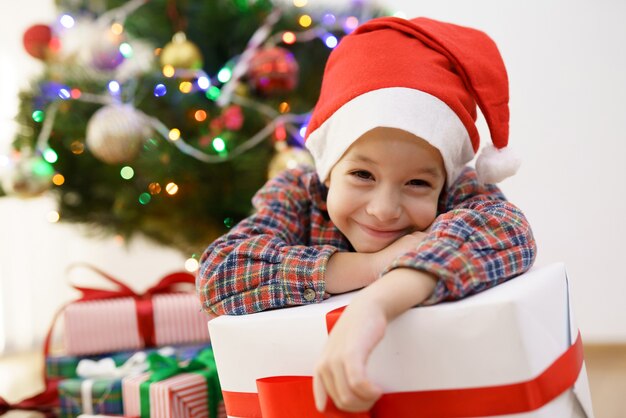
[303,288,316,302]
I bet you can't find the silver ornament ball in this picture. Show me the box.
[86,104,149,164]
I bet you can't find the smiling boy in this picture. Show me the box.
[197,16,536,413]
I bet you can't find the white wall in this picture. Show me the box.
[1,0,625,350]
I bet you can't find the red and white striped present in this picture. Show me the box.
[152,373,211,418]
[123,371,226,418]
[61,266,211,356]
[122,373,150,415]
[64,293,211,355]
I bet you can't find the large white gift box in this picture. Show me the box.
[208,263,594,418]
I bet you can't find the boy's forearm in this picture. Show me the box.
[325,252,378,294]
[324,232,429,295]
[354,268,437,320]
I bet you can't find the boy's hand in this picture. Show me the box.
[314,268,437,413]
[313,297,385,412]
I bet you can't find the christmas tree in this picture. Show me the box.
[1,0,387,255]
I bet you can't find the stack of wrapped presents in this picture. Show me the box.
[42,268,227,418]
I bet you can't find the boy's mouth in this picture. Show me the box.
[356,222,408,240]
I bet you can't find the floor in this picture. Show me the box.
[1,344,625,417]
[582,344,626,417]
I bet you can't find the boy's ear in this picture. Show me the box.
[324,176,331,188]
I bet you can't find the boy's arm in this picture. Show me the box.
[197,168,334,315]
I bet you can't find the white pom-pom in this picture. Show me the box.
[475,145,521,184]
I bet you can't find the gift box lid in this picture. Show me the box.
[208,263,594,417]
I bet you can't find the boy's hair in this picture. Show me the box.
[304,17,520,186]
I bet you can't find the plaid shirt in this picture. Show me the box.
[197,166,536,315]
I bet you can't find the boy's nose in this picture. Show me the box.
[365,188,401,222]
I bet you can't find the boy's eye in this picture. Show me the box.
[407,179,431,187]
[350,170,373,180]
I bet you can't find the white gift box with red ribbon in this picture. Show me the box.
[207,263,594,418]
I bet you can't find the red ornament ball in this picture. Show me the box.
[23,24,53,60]
[247,47,299,95]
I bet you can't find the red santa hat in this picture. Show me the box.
[304,16,520,185]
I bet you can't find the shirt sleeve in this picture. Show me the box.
[383,168,537,305]
[197,169,338,316]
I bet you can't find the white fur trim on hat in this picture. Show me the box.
[475,144,521,184]
[305,87,475,186]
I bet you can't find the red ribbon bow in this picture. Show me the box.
[222,307,585,417]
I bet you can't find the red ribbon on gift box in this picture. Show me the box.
[0,264,195,415]
[221,306,585,418]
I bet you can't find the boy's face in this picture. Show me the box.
[325,127,446,253]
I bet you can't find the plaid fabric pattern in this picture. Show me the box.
[58,378,123,418]
[47,355,83,379]
[198,166,536,315]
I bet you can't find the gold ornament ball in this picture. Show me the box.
[86,104,150,164]
[268,145,315,178]
[160,32,203,70]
